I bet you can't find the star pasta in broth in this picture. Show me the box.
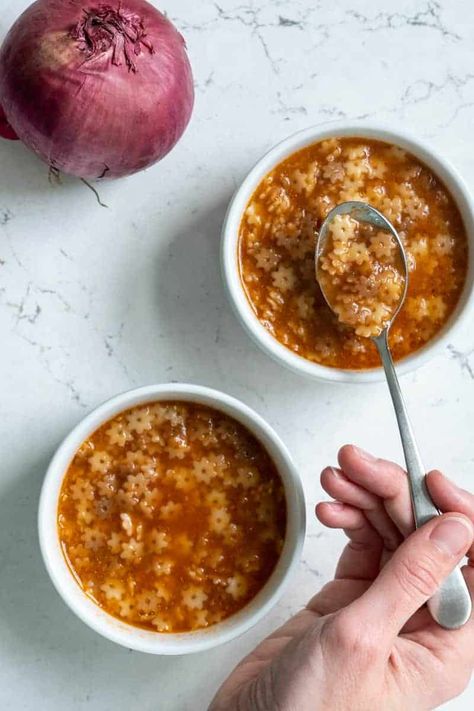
[239,137,468,369]
[57,402,286,633]
[318,214,406,338]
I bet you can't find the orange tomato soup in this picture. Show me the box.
[239,137,468,369]
[58,401,286,633]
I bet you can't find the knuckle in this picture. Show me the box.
[394,553,440,599]
[323,612,378,660]
[347,539,371,553]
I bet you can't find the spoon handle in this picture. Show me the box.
[374,331,472,629]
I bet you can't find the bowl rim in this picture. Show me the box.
[38,383,306,655]
[221,120,474,383]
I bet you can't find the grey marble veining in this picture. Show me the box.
[1,0,473,709]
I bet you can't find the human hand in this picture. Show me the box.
[209,446,474,711]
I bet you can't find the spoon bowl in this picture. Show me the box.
[316,200,409,340]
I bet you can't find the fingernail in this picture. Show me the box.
[322,466,343,480]
[353,446,376,462]
[430,517,474,556]
[328,501,345,510]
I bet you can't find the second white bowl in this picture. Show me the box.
[38,383,306,654]
[221,122,474,383]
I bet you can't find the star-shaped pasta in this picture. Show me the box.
[106,421,131,447]
[182,586,208,610]
[107,531,123,554]
[225,574,248,600]
[120,537,144,561]
[159,501,182,520]
[126,407,153,434]
[149,529,169,554]
[209,508,231,534]
[70,477,94,501]
[82,527,106,551]
[100,580,125,601]
[89,451,112,475]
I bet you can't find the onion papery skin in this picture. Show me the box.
[0,0,194,179]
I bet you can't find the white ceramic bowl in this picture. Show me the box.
[38,383,306,655]
[221,122,474,383]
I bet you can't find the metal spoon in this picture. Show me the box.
[316,200,472,630]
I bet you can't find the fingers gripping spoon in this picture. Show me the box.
[316,201,472,630]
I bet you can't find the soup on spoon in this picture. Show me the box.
[316,204,407,338]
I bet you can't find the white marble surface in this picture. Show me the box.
[1,0,473,708]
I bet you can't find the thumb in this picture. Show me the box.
[348,513,473,641]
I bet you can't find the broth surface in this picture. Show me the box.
[239,137,467,369]
[58,401,286,632]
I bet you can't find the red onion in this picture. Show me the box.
[0,104,19,140]
[0,0,194,178]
